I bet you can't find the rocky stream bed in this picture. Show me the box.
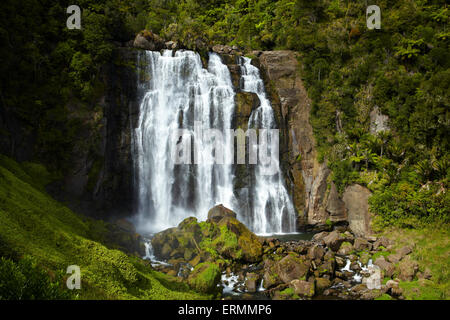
[142,205,427,300]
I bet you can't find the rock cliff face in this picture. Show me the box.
[342,184,373,237]
[54,48,140,220]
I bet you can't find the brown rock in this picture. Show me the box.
[342,184,373,237]
[398,257,419,281]
[397,245,413,258]
[290,280,315,297]
[326,182,347,222]
[312,231,329,242]
[276,254,310,284]
[337,242,353,255]
[315,278,332,295]
[354,238,372,251]
[307,244,326,261]
[323,231,345,252]
[207,204,237,222]
[374,256,395,278]
[245,273,260,293]
[257,51,319,229]
[387,253,402,264]
[386,280,403,296]
[335,256,346,268]
[373,237,391,250]
[133,30,165,51]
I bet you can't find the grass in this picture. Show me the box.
[0,155,209,300]
[378,225,450,300]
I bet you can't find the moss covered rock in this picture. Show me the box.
[187,262,221,294]
[216,216,263,262]
[151,207,262,266]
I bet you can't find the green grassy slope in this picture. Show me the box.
[0,155,209,300]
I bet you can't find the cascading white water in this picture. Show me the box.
[133,50,296,235]
[133,50,235,232]
[240,57,296,234]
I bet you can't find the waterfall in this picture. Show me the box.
[239,57,296,234]
[132,50,296,235]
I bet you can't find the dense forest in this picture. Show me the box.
[0,0,448,301]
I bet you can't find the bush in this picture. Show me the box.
[0,256,71,300]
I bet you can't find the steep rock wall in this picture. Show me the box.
[249,50,347,231]
[53,48,140,220]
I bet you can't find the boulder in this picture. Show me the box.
[307,244,325,261]
[398,257,419,281]
[337,242,353,255]
[318,251,336,276]
[353,238,372,251]
[207,204,237,222]
[342,231,355,243]
[373,256,395,278]
[245,273,260,293]
[263,260,282,288]
[386,280,403,296]
[315,278,332,295]
[312,231,329,242]
[386,253,402,264]
[290,280,315,297]
[152,209,262,264]
[133,30,165,51]
[335,256,346,269]
[216,216,262,263]
[187,262,221,294]
[276,254,310,284]
[342,184,373,237]
[397,245,413,258]
[350,261,362,272]
[152,227,180,260]
[323,231,345,252]
[373,237,392,250]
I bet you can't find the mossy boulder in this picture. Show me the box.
[187,262,221,294]
[216,216,263,263]
[263,259,282,288]
[337,241,353,255]
[315,278,332,295]
[275,253,310,284]
[152,218,203,260]
[151,207,262,265]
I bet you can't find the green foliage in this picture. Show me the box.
[0,256,71,300]
[370,180,449,228]
[0,156,209,299]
